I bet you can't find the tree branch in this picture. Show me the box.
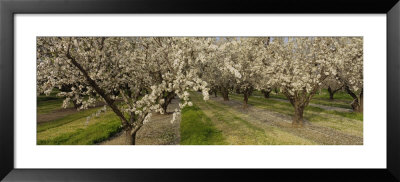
[66,42,130,129]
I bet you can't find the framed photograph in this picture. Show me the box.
[1,0,399,181]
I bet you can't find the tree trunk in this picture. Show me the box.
[261,90,271,98]
[350,92,363,113]
[328,86,334,100]
[123,129,137,145]
[264,91,270,98]
[345,86,363,113]
[223,93,229,101]
[293,105,305,127]
[161,92,175,114]
[131,131,137,145]
[214,90,217,97]
[66,48,130,128]
[243,92,249,108]
[358,94,363,113]
[221,87,229,101]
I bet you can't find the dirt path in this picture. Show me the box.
[37,102,108,123]
[37,108,79,123]
[202,94,362,145]
[99,99,181,145]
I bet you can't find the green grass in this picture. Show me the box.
[313,89,353,101]
[183,93,316,145]
[252,89,353,109]
[37,89,66,114]
[229,94,363,137]
[310,99,351,109]
[36,87,362,145]
[37,90,77,115]
[180,105,227,145]
[37,88,93,114]
[37,95,60,102]
[37,98,65,114]
[37,107,101,132]
[37,94,122,145]
[37,109,122,145]
[233,93,362,121]
[252,90,286,100]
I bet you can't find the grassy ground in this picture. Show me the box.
[37,95,122,145]
[180,91,362,145]
[37,94,180,145]
[37,88,362,145]
[100,98,182,145]
[231,93,362,121]
[180,105,226,145]
[229,94,362,137]
[252,89,353,109]
[37,98,64,114]
[37,110,121,145]
[37,89,68,114]
[181,93,318,145]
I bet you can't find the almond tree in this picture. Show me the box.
[333,37,363,112]
[37,37,209,144]
[142,37,210,114]
[323,77,344,100]
[263,37,337,127]
[253,37,279,99]
[202,38,240,101]
[228,38,267,107]
[259,85,279,98]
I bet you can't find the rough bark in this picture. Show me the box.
[293,104,305,127]
[345,85,363,113]
[243,92,249,108]
[327,85,343,100]
[221,87,229,101]
[123,129,138,145]
[358,94,363,113]
[161,92,175,114]
[243,88,253,108]
[283,75,325,127]
[328,86,334,100]
[286,93,309,128]
[131,131,137,145]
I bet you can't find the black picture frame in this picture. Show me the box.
[1,0,399,181]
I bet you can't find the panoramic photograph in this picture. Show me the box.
[36,37,363,145]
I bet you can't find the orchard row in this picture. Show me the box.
[37,37,362,144]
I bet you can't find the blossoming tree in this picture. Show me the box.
[263,37,337,126]
[323,77,344,100]
[202,38,241,101]
[223,38,267,107]
[37,37,209,144]
[333,37,363,112]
